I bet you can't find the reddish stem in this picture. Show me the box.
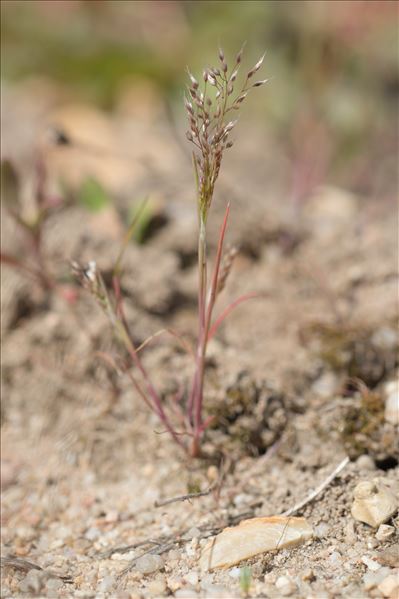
[207,292,261,341]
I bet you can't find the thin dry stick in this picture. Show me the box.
[0,556,73,582]
[154,457,228,507]
[154,484,216,507]
[281,456,350,517]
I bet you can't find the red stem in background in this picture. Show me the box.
[112,275,187,452]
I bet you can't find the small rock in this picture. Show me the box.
[372,328,397,351]
[228,567,241,579]
[329,551,342,566]
[362,556,381,571]
[135,554,164,575]
[166,576,183,592]
[147,577,166,596]
[207,465,219,482]
[184,572,199,586]
[356,455,376,471]
[85,527,101,541]
[376,524,395,542]
[275,575,296,596]
[18,569,43,594]
[374,545,399,567]
[314,522,330,538]
[98,575,116,592]
[344,520,357,543]
[104,510,119,523]
[311,371,336,398]
[56,526,72,540]
[233,493,252,508]
[384,381,399,426]
[351,481,398,527]
[363,567,391,591]
[46,578,64,593]
[182,527,201,540]
[378,574,399,598]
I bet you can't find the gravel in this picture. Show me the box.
[135,554,164,575]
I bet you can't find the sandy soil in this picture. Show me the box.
[1,95,398,598]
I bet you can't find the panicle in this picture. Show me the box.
[185,46,267,218]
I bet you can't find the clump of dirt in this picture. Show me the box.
[302,320,398,388]
[339,387,398,466]
[204,371,287,458]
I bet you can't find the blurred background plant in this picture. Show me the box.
[1,0,397,202]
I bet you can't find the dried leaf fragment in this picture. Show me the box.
[200,516,313,571]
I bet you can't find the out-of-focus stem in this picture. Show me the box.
[113,299,186,452]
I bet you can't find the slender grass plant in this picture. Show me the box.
[75,47,267,457]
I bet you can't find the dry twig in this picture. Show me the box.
[281,456,350,517]
[154,484,216,507]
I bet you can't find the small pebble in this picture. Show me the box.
[85,527,101,541]
[345,520,357,543]
[311,371,336,398]
[105,510,119,523]
[351,481,398,527]
[329,551,342,566]
[46,579,63,597]
[56,526,72,540]
[207,465,219,482]
[147,577,167,596]
[378,574,399,598]
[374,545,399,567]
[182,527,201,540]
[18,569,43,594]
[384,380,399,425]
[228,567,241,579]
[361,556,381,571]
[167,577,183,592]
[376,524,395,541]
[314,522,330,538]
[98,575,116,592]
[363,567,391,590]
[135,554,164,575]
[168,549,181,560]
[275,575,296,596]
[356,455,376,471]
[233,493,252,508]
[184,571,199,586]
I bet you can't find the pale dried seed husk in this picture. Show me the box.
[200,515,313,571]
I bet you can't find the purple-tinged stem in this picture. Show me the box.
[112,275,187,452]
[207,292,261,341]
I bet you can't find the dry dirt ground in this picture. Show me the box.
[1,89,398,598]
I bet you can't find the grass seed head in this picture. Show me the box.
[185,46,267,221]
